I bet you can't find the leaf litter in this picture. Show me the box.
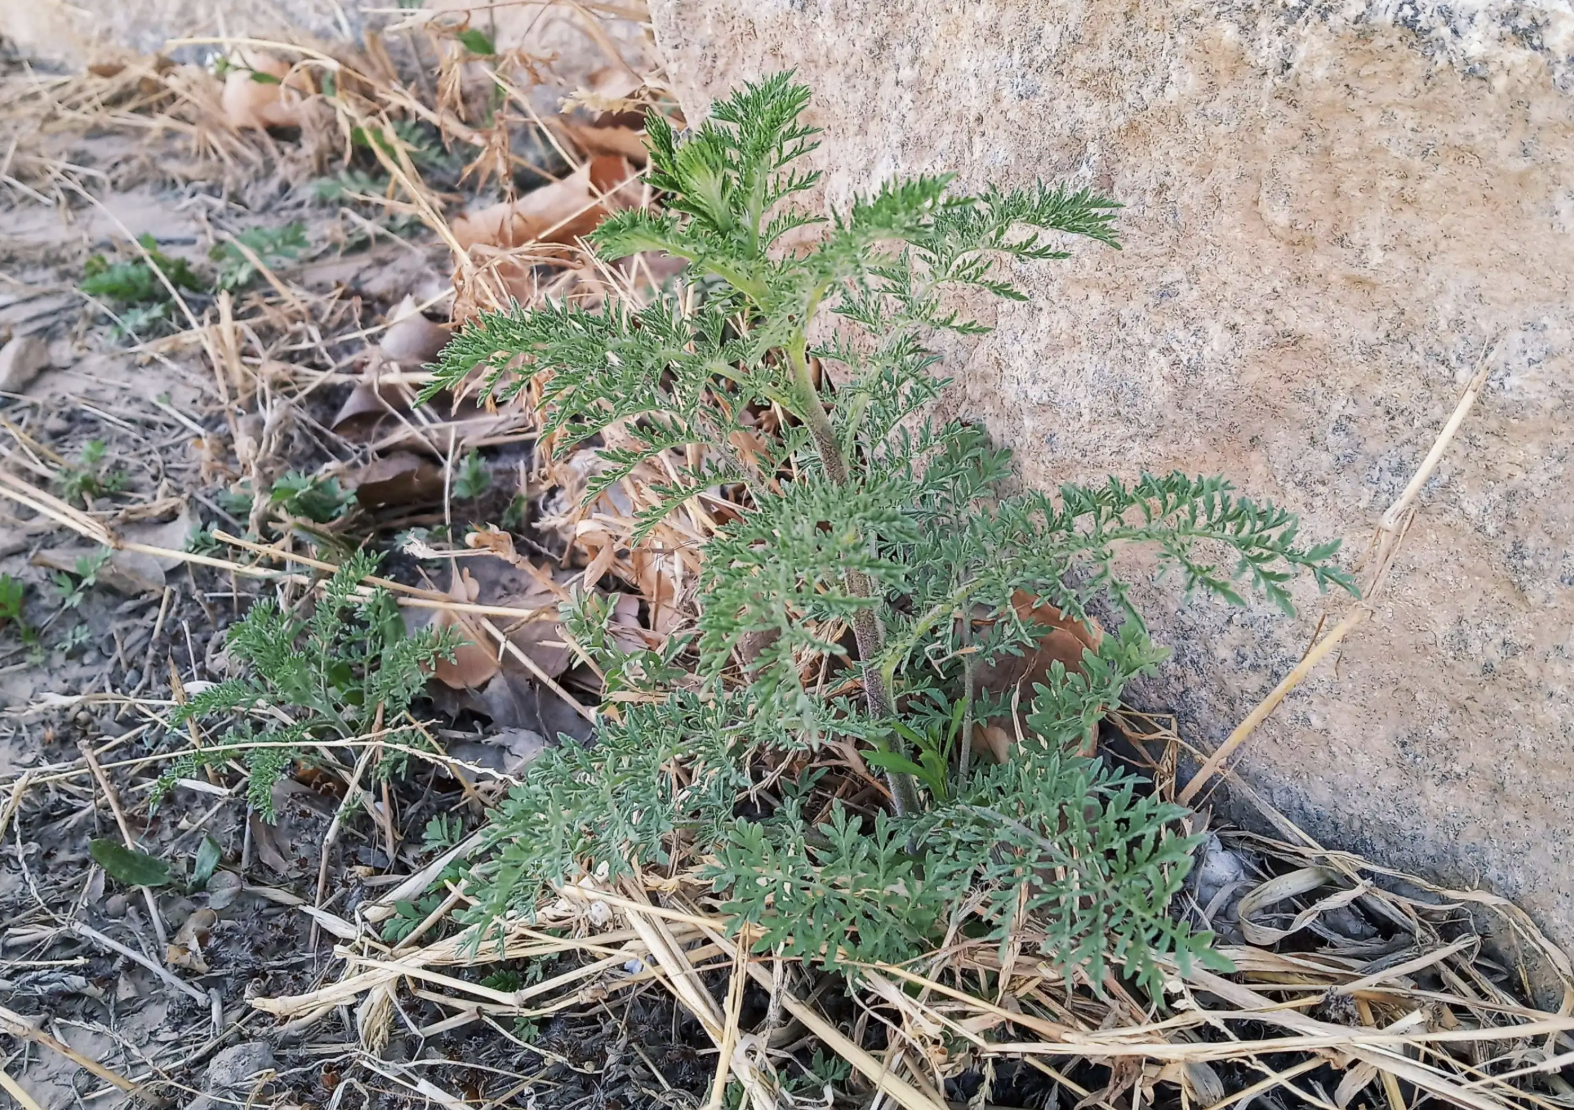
[1,9,1572,1110]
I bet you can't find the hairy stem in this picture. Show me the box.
[958,612,976,789]
[788,329,921,818]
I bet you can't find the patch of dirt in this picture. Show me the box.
[0,15,694,1109]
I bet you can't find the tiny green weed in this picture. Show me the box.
[421,812,464,852]
[211,221,307,292]
[268,471,355,525]
[51,549,110,610]
[451,452,491,500]
[58,440,128,506]
[81,234,203,306]
[0,575,41,655]
[154,552,458,819]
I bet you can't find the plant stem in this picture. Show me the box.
[787,330,921,818]
[958,612,976,789]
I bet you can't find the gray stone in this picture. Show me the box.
[650,0,1574,947]
[204,1041,274,1091]
[0,335,49,395]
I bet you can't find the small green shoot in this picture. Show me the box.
[52,549,110,610]
[310,168,388,203]
[58,440,128,506]
[500,494,527,531]
[268,472,355,524]
[456,28,495,56]
[191,836,222,889]
[479,969,522,992]
[215,485,255,519]
[57,624,93,655]
[155,552,458,820]
[211,222,307,292]
[81,234,204,333]
[186,524,222,555]
[421,813,464,852]
[864,697,967,805]
[451,452,491,500]
[381,892,444,943]
[0,574,38,648]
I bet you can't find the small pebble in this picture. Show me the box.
[123,668,142,688]
[81,648,101,666]
[206,1042,275,1091]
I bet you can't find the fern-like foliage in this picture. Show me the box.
[154,553,456,820]
[436,74,1357,991]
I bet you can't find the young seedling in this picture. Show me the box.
[58,440,128,506]
[0,574,37,647]
[423,74,1355,989]
[154,552,457,819]
[451,451,491,501]
[211,221,307,292]
[267,471,355,525]
[80,234,204,336]
[51,549,110,610]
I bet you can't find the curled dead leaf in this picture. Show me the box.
[167,907,218,972]
[379,294,450,365]
[628,548,680,634]
[331,373,402,436]
[248,813,291,875]
[464,528,572,602]
[429,568,501,690]
[556,120,648,164]
[221,51,314,130]
[451,154,638,250]
[352,452,445,509]
[972,590,1105,761]
[562,65,645,115]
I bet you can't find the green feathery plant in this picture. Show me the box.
[422,73,1355,991]
[153,553,456,819]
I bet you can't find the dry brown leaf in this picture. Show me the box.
[464,528,574,602]
[727,428,768,474]
[331,373,402,436]
[628,547,679,634]
[556,120,648,164]
[562,65,645,114]
[429,567,502,690]
[221,51,314,130]
[379,294,451,365]
[582,537,618,587]
[166,907,217,973]
[972,590,1102,691]
[978,723,1015,764]
[451,154,637,249]
[352,452,445,509]
[494,580,574,680]
[248,813,291,874]
[972,590,1104,760]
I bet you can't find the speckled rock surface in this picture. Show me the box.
[650,1,1574,944]
[6,0,360,64]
